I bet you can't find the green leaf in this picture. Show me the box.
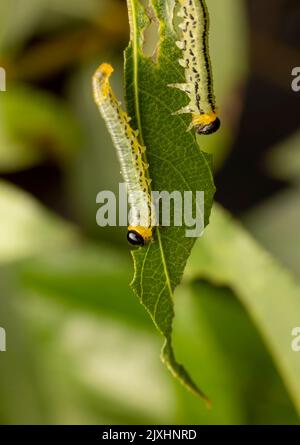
[244,130,300,279]
[0,0,105,50]
[0,0,45,50]
[13,245,241,423]
[0,180,77,263]
[266,129,300,184]
[0,262,174,424]
[176,281,299,424]
[124,0,215,400]
[187,204,300,415]
[0,85,81,173]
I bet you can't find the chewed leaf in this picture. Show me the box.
[125,0,215,400]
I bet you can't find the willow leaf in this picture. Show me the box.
[124,0,215,400]
[187,205,300,414]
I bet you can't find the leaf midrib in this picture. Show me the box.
[128,0,174,310]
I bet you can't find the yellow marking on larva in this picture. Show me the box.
[168,0,220,135]
[128,226,153,243]
[97,63,113,98]
[93,63,155,247]
[192,111,218,127]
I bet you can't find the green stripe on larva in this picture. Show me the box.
[169,0,220,135]
[93,63,154,246]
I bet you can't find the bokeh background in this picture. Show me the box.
[0,0,300,424]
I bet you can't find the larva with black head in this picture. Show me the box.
[169,0,220,135]
[93,63,155,246]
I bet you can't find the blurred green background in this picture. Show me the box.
[0,0,300,424]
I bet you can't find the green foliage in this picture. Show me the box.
[187,205,300,415]
[245,130,300,278]
[125,0,215,400]
[0,86,81,172]
[0,180,76,263]
[0,0,299,426]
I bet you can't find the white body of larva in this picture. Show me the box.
[169,0,220,135]
[93,63,154,245]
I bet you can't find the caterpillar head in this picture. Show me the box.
[192,113,221,135]
[127,226,153,247]
[195,117,221,135]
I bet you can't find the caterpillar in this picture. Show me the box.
[93,63,155,246]
[169,0,220,135]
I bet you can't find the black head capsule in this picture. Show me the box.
[127,230,145,247]
[195,117,221,135]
